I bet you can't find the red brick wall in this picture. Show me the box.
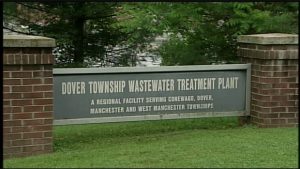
[3,47,54,158]
[238,43,298,127]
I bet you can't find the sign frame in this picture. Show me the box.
[53,64,251,125]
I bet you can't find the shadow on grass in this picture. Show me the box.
[53,117,247,151]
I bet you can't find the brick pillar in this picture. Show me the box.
[237,33,298,128]
[3,35,56,158]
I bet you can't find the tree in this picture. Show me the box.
[118,2,298,66]
[3,2,128,67]
[4,2,298,67]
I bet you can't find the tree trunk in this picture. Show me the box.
[73,17,85,64]
[72,2,86,64]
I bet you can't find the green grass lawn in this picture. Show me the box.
[4,117,299,168]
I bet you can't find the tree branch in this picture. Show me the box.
[3,11,43,26]
[84,14,116,21]
[105,45,134,52]
[15,2,51,14]
[3,26,35,35]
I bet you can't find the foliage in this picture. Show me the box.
[119,2,298,66]
[3,2,130,67]
[114,3,165,55]
[4,2,298,67]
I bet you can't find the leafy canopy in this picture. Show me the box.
[117,2,298,65]
[4,2,298,67]
[4,2,129,67]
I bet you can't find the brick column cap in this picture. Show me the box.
[237,33,298,45]
[4,34,56,47]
